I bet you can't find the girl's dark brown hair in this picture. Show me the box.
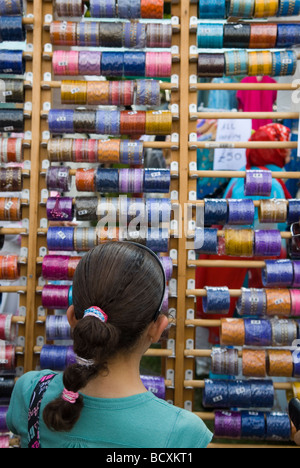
[43,241,165,432]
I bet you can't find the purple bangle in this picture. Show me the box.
[141,375,165,400]
[254,230,282,257]
[214,411,242,439]
[0,407,8,432]
[46,166,71,192]
[227,199,255,225]
[46,197,74,221]
[262,259,294,288]
[78,51,101,76]
[245,170,272,197]
[293,261,300,287]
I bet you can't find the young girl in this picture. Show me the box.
[7,241,212,448]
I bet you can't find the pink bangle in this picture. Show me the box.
[145,52,172,77]
[53,51,79,76]
[290,289,300,317]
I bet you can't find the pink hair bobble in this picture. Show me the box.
[62,388,79,404]
[83,306,108,323]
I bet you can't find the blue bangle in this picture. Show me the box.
[241,411,266,439]
[262,259,294,287]
[0,16,25,43]
[203,286,230,314]
[293,349,300,377]
[244,318,272,346]
[250,379,274,408]
[272,50,297,77]
[95,168,119,193]
[146,228,169,253]
[95,110,120,135]
[197,23,224,48]
[203,379,229,408]
[48,109,74,134]
[254,230,282,257]
[225,50,249,76]
[227,380,252,408]
[266,413,291,441]
[277,0,300,15]
[288,199,300,224]
[119,140,144,165]
[118,0,141,18]
[143,169,170,194]
[146,199,171,224]
[276,24,300,48]
[123,52,146,77]
[229,0,255,17]
[0,0,23,15]
[199,0,226,18]
[101,52,124,76]
[194,228,218,254]
[90,0,116,17]
[0,50,25,75]
[68,285,73,307]
[227,199,255,225]
[47,226,74,251]
[40,345,68,371]
[204,199,228,225]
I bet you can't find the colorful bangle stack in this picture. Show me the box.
[211,347,239,376]
[203,378,274,409]
[214,410,291,441]
[236,288,267,316]
[0,197,21,221]
[0,314,16,342]
[40,345,76,371]
[50,21,172,49]
[0,138,23,163]
[254,230,282,257]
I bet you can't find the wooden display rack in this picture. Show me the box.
[5,0,300,449]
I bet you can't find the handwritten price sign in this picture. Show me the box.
[213,119,252,171]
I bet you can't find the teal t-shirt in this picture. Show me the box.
[6,370,213,449]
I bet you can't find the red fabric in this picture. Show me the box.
[246,123,291,169]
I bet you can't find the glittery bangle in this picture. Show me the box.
[265,288,292,317]
[271,318,297,346]
[42,284,70,310]
[267,349,293,377]
[75,168,95,192]
[199,0,226,18]
[197,23,224,49]
[78,51,101,76]
[61,80,87,105]
[248,51,273,76]
[249,23,278,48]
[136,80,161,107]
[146,23,172,48]
[228,0,255,17]
[220,318,245,346]
[55,0,83,17]
[288,199,300,225]
[145,110,172,136]
[227,199,255,225]
[119,140,144,165]
[290,289,300,317]
[46,166,71,192]
[52,50,79,76]
[50,21,77,46]
[242,349,267,377]
[254,230,282,257]
[211,347,239,376]
[254,0,279,17]
[98,139,120,164]
[224,229,254,257]
[204,199,228,225]
[140,0,164,18]
[145,52,172,78]
[143,168,170,193]
[203,286,230,315]
[236,288,266,317]
[89,0,116,17]
[46,196,74,222]
[266,413,291,441]
[244,318,272,346]
[259,199,288,223]
[244,170,272,197]
[262,259,294,288]
[47,226,74,251]
[95,168,119,193]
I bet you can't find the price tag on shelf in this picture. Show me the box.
[213,119,252,171]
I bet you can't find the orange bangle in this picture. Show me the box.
[267,349,293,377]
[50,21,77,46]
[67,256,81,279]
[220,318,245,346]
[242,348,267,377]
[265,289,291,317]
[87,81,110,106]
[141,0,164,18]
[98,139,120,164]
[1,255,19,280]
[61,80,87,105]
[96,226,119,244]
[75,168,95,192]
[249,24,277,49]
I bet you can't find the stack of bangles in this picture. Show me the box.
[0,0,23,15]
[220,317,299,347]
[211,346,300,378]
[262,259,300,288]
[50,21,172,49]
[199,0,300,18]
[203,197,300,226]
[41,253,173,282]
[0,342,15,370]
[46,226,169,252]
[0,255,19,280]
[236,287,300,318]
[0,16,25,42]
[42,283,169,313]
[0,314,16,341]
[55,0,165,19]
[47,138,144,165]
[0,197,21,221]
[46,167,171,194]
[0,138,23,163]
[60,80,161,107]
[198,49,297,77]
[46,196,172,224]
[203,378,274,408]
[52,51,172,78]
[0,109,24,133]
[48,109,172,136]
[214,410,291,441]
[195,227,283,258]
[0,50,25,75]
[197,23,300,49]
